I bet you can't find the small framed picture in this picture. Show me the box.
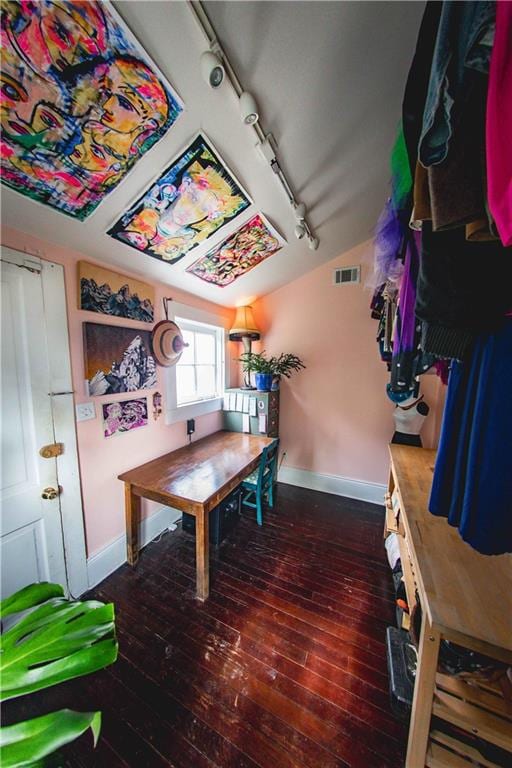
[103,397,148,438]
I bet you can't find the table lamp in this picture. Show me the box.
[229,305,260,390]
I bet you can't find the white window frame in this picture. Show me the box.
[165,301,230,424]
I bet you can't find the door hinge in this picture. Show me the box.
[39,442,64,459]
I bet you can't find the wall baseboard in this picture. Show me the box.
[87,471,384,591]
[277,466,386,505]
[86,506,182,591]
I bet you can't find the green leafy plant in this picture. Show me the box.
[238,351,305,378]
[238,351,274,374]
[0,582,118,767]
[269,353,306,378]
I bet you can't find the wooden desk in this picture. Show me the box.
[118,431,274,601]
[387,445,512,767]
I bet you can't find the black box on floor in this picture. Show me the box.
[182,486,241,546]
[386,626,416,722]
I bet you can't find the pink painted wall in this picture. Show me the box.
[1,226,235,556]
[251,240,444,486]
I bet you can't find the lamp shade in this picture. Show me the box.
[229,305,260,340]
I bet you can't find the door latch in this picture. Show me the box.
[39,442,64,459]
[41,487,60,500]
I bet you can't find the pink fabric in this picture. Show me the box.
[486,0,512,246]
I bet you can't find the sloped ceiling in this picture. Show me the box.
[0,1,424,307]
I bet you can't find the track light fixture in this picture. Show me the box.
[190,2,319,251]
[294,202,306,221]
[200,50,225,88]
[294,223,306,240]
[239,91,259,125]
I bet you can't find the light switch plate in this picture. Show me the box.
[76,402,96,422]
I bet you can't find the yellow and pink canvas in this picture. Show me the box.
[186,213,285,287]
[108,134,251,265]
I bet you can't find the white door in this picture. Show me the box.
[1,251,68,597]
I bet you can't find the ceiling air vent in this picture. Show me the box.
[333,265,360,286]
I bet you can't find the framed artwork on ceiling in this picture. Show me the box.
[107,133,251,265]
[83,322,156,396]
[186,213,285,287]
[0,0,183,220]
[78,261,154,322]
[103,397,148,438]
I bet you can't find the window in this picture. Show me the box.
[175,318,224,406]
[165,302,228,424]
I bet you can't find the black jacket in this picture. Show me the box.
[416,223,512,360]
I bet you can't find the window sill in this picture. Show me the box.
[165,397,223,425]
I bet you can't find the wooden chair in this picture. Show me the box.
[241,439,279,526]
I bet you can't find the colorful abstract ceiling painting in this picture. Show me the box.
[0,0,183,220]
[108,133,251,265]
[186,213,285,287]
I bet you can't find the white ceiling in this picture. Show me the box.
[1,0,424,308]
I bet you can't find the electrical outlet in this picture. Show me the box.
[76,402,96,422]
[187,418,195,436]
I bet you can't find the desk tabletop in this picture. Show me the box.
[389,444,512,660]
[119,431,274,514]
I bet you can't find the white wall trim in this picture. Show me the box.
[166,396,223,424]
[164,300,230,425]
[86,505,182,591]
[41,258,89,597]
[277,466,386,506]
[87,470,386,591]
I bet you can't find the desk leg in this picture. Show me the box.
[195,508,209,601]
[124,483,140,566]
[406,615,440,767]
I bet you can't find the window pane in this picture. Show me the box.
[196,365,216,398]
[195,331,216,365]
[179,330,195,365]
[176,365,196,404]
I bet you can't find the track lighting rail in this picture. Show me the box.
[187,0,319,251]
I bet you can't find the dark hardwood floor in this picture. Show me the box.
[5,483,407,767]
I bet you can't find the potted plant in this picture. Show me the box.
[269,352,306,390]
[238,351,305,391]
[238,351,273,391]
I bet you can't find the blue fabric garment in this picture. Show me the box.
[429,321,512,555]
[419,1,495,167]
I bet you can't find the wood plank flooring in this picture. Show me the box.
[3,483,407,767]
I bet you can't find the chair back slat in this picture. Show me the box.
[257,439,279,492]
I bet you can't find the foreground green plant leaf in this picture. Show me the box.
[0,598,117,701]
[0,709,101,767]
[0,583,117,764]
[0,584,64,621]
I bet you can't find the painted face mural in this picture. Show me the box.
[4,0,109,79]
[0,1,183,220]
[186,213,285,287]
[108,134,251,265]
[69,120,125,179]
[0,38,72,153]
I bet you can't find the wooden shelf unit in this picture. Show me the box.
[386,445,512,768]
